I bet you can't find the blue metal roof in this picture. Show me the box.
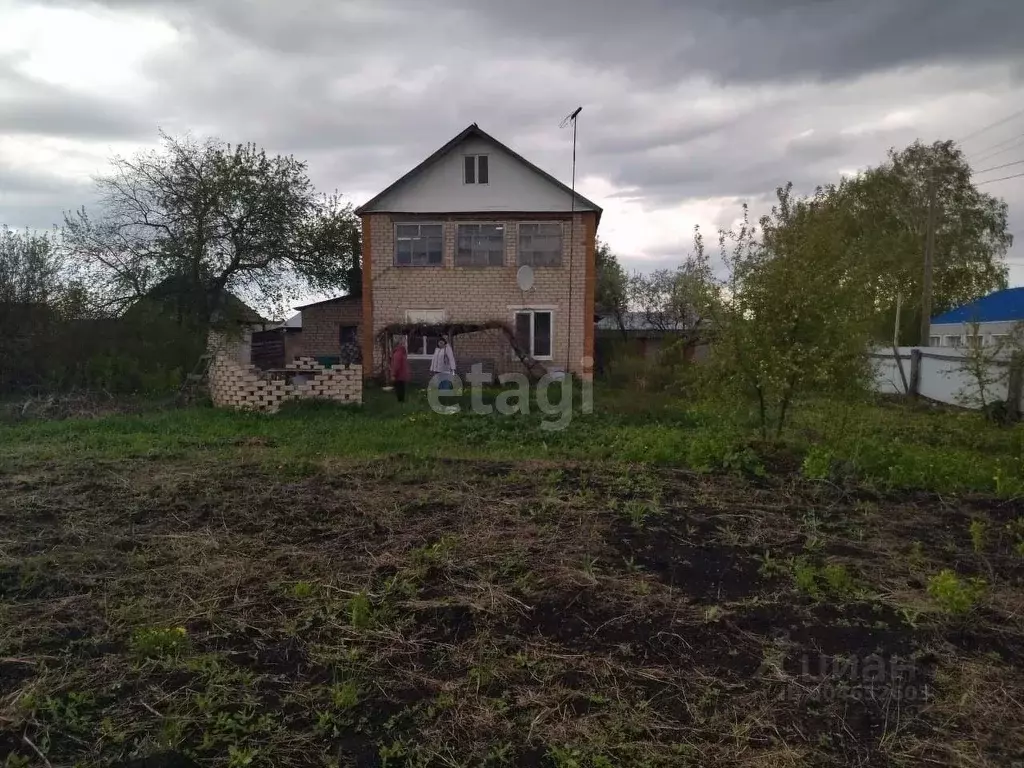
[932,287,1024,324]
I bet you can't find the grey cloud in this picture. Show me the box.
[412,0,1024,86]
[0,55,152,140]
[0,162,93,230]
[2,0,1022,279]
[49,0,1024,87]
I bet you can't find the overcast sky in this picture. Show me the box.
[2,0,1023,297]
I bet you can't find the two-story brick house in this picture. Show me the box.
[355,124,601,382]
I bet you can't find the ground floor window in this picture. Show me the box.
[339,325,358,345]
[401,310,446,358]
[408,332,441,358]
[514,310,553,359]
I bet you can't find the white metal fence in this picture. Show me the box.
[869,346,1020,409]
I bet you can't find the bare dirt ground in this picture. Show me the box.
[1,457,1023,767]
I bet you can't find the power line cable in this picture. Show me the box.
[958,107,1024,144]
[970,131,1024,160]
[972,133,1024,163]
[975,171,1024,186]
[973,158,1024,175]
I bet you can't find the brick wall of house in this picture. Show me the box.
[293,298,362,360]
[362,212,595,379]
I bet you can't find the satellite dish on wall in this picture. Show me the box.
[516,265,535,292]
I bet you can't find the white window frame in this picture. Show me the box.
[928,336,941,347]
[394,222,444,267]
[463,154,490,185]
[517,221,563,267]
[944,335,961,348]
[510,307,555,361]
[456,222,505,267]
[403,309,446,358]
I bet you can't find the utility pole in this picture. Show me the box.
[920,177,937,346]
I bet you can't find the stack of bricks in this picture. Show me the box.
[208,353,362,413]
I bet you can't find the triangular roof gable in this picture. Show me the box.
[355,124,602,222]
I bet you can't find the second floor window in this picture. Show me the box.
[456,224,505,267]
[464,155,489,185]
[395,223,443,266]
[518,222,562,267]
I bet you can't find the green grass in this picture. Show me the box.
[4,388,1024,766]
[2,386,1023,494]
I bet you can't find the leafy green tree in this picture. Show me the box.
[62,132,361,325]
[0,226,63,308]
[841,140,1012,344]
[628,227,715,355]
[698,186,876,438]
[0,226,91,391]
[595,239,628,338]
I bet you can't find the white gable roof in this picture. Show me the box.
[356,124,601,220]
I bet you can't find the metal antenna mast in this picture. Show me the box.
[560,106,582,375]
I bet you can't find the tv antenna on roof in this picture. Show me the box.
[560,106,583,374]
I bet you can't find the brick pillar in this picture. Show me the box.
[360,215,374,380]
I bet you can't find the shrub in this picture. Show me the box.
[330,680,359,710]
[349,592,372,630]
[802,446,834,480]
[289,581,315,599]
[621,499,663,528]
[969,520,987,554]
[822,563,855,596]
[791,559,856,600]
[131,626,188,657]
[1007,518,1024,557]
[685,433,765,476]
[792,560,821,597]
[927,570,985,615]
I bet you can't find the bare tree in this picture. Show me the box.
[62,132,361,324]
[956,321,1024,413]
[627,227,715,354]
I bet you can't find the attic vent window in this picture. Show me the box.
[464,155,489,185]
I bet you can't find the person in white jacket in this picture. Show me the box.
[429,336,457,390]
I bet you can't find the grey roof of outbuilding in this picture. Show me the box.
[294,294,362,310]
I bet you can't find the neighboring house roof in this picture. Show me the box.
[294,294,362,311]
[354,123,603,223]
[596,312,692,333]
[142,276,269,325]
[931,288,1024,325]
[264,313,303,331]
